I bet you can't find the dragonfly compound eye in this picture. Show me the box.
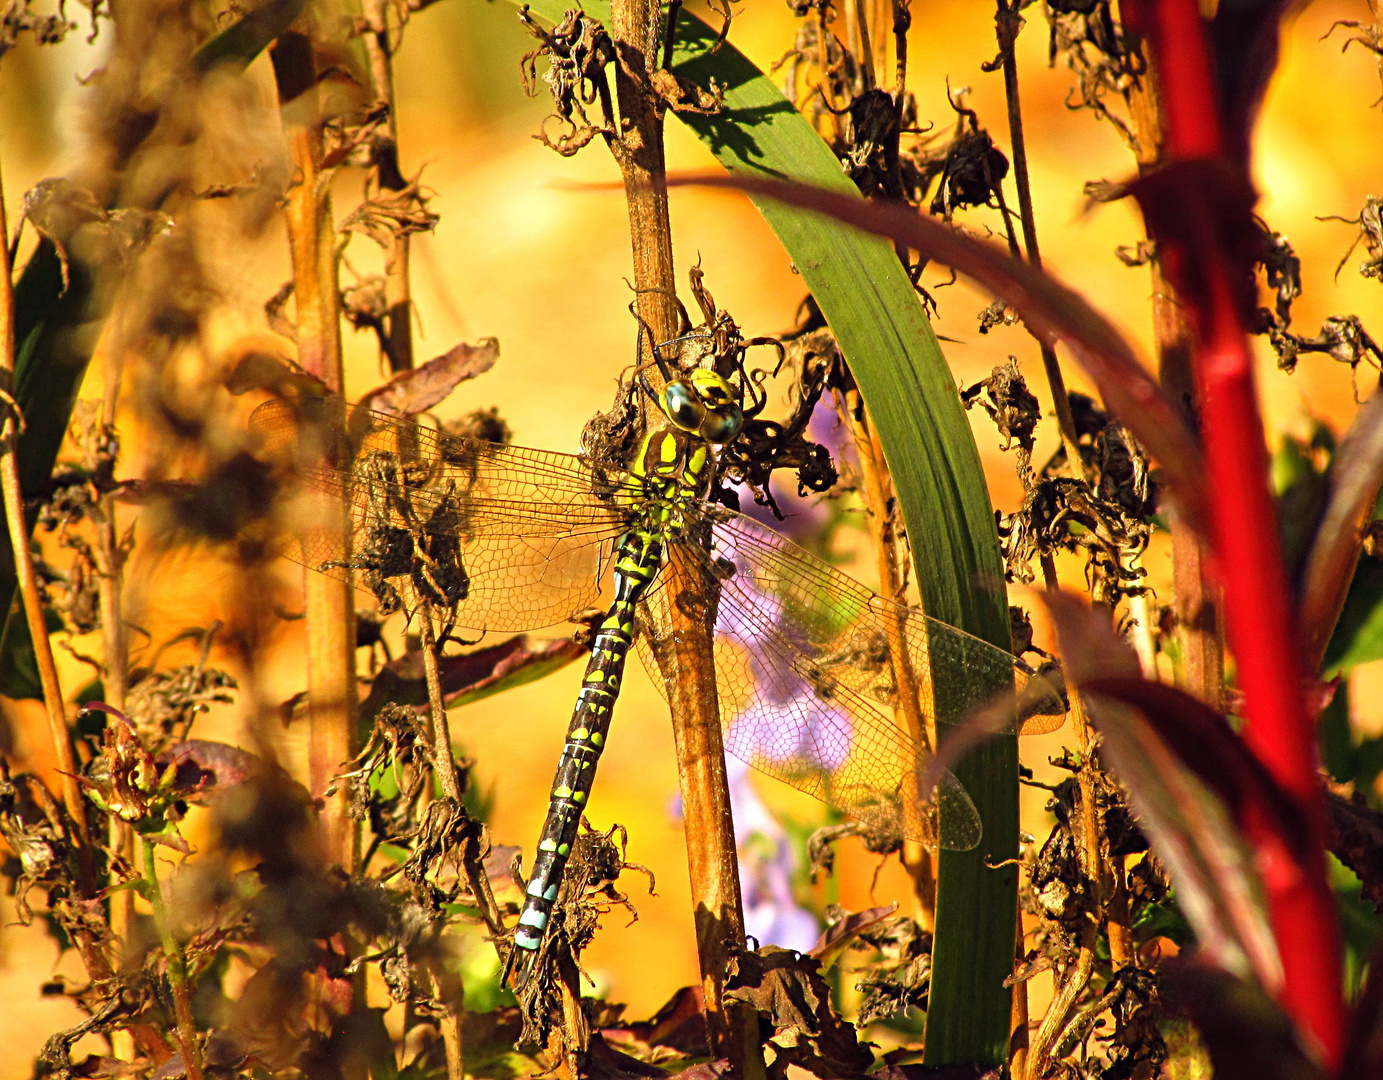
[663,380,707,432]
[699,403,743,444]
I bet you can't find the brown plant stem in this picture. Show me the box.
[840,386,936,926]
[606,4,762,1073]
[271,33,360,871]
[144,838,204,1080]
[890,0,907,98]
[1124,32,1224,709]
[994,0,1088,482]
[361,0,415,373]
[98,361,136,1059]
[1160,273,1224,709]
[0,162,92,872]
[1031,554,1106,1072]
[814,5,845,145]
[416,604,464,1080]
[418,607,462,804]
[848,0,876,90]
[1026,925,1096,1080]
[1106,854,1133,968]
[1009,911,1029,1080]
[995,6,1135,1019]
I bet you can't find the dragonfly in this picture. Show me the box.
[249,344,1064,985]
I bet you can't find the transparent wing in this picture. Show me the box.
[638,510,1066,849]
[250,398,628,632]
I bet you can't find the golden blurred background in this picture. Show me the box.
[0,0,1379,1070]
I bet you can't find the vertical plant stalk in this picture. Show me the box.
[0,164,92,868]
[606,3,762,1073]
[1125,51,1225,710]
[271,33,360,871]
[812,6,845,146]
[994,0,1087,481]
[841,389,935,924]
[1008,912,1029,1079]
[992,14,1128,1060]
[889,0,907,98]
[417,605,464,1080]
[98,369,137,1060]
[143,839,204,1080]
[1026,926,1096,1080]
[1130,0,1343,1061]
[361,0,415,373]
[848,0,876,89]
[1023,700,1100,1080]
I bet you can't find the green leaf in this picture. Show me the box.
[191,0,306,74]
[0,605,63,700]
[0,235,118,696]
[504,5,1015,1062]
[1323,556,1383,674]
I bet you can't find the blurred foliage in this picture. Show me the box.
[0,0,1381,1078]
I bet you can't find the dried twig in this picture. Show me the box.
[270,32,360,870]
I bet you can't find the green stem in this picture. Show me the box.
[143,839,203,1080]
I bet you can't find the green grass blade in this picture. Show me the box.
[502,4,1016,1062]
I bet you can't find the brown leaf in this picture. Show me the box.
[1324,788,1383,915]
[607,985,707,1058]
[359,337,501,418]
[1298,390,1383,672]
[583,1032,670,1079]
[158,740,260,804]
[668,1064,733,1079]
[725,946,873,1078]
[224,351,328,399]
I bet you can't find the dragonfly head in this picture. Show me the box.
[662,370,744,445]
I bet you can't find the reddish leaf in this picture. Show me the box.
[808,904,897,966]
[1081,677,1311,867]
[1042,593,1283,988]
[606,985,708,1058]
[1158,962,1322,1080]
[359,635,584,721]
[158,740,260,803]
[1340,937,1383,1080]
[1087,691,1283,988]
[665,174,1208,534]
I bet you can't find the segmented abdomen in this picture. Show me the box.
[511,527,663,957]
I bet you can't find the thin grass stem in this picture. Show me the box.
[143,838,204,1080]
[417,602,465,1080]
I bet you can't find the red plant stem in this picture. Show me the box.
[1196,260,1343,1063]
[1129,0,1344,1062]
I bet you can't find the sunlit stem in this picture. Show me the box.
[142,838,203,1080]
[839,386,935,927]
